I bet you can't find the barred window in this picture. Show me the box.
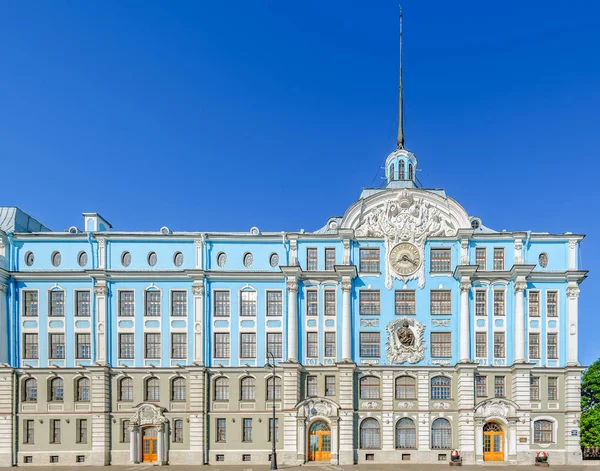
[359,248,380,273]
[266,291,282,316]
[431,376,451,399]
[431,418,451,449]
[307,332,318,358]
[395,376,416,399]
[171,377,186,401]
[307,248,318,271]
[547,333,558,359]
[494,332,505,359]
[324,290,336,316]
[122,420,131,443]
[50,377,64,401]
[360,290,380,315]
[395,418,416,449]
[530,376,540,400]
[119,291,135,316]
[240,290,257,316]
[360,418,381,449]
[325,332,336,358]
[307,375,317,397]
[171,333,187,359]
[493,248,504,270]
[240,377,255,401]
[50,419,61,443]
[493,291,505,316]
[77,377,90,402]
[119,377,133,401]
[266,333,282,360]
[214,333,230,359]
[145,377,160,402]
[475,290,487,316]
[24,419,34,444]
[76,333,91,359]
[494,376,505,397]
[173,419,184,443]
[476,248,486,270]
[529,291,540,317]
[529,333,540,359]
[325,376,336,396]
[431,332,451,358]
[23,378,37,402]
[395,290,416,315]
[216,418,226,442]
[534,420,553,444]
[242,418,253,442]
[306,290,318,316]
[171,291,187,317]
[430,248,451,273]
[269,418,279,442]
[119,333,135,359]
[360,332,380,358]
[476,375,486,397]
[266,376,282,401]
[214,377,229,401]
[49,333,65,359]
[76,291,90,317]
[240,333,256,359]
[145,333,161,359]
[23,291,38,317]
[145,291,161,317]
[49,291,64,317]
[476,332,487,358]
[548,376,558,401]
[23,333,38,359]
[360,376,380,399]
[214,291,230,317]
[430,290,452,315]
[325,248,336,271]
[547,291,558,317]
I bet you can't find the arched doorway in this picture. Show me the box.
[308,420,331,461]
[483,421,504,461]
[142,426,158,462]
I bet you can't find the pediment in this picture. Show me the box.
[474,398,520,419]
[296,397,339,418]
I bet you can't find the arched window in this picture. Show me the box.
[23,378,37,402]
[120,377,133,402]
[534,420,553,443]
[395,376,416,399]
[409,163,414,180]
[240,377,256,401]
[431,376,451,399]
[50,377,64,401]
[389,163,395,181]
[145,377,160,402]
[431,418,452,449]
[395,418,416,449]
[360,376,380,399]
[214,377,229,401]
[76,377,90,401]
[171,377,186,401]
[399,160,405,180]
[266,376,282,401]
[360,418,381,449]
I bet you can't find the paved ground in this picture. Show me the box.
[13,465,599,470]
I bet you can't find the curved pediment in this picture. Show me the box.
[474,398,520,419]
[296,397,339,418]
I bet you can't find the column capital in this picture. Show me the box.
[341,281,352,292]
[286,280,298,293]
[460,281,471,293]
[514,281,527,293]
[94,285,108,296]
[192,284,205,297]
[567,286,580,299]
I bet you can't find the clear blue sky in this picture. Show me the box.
[1,1,599,364]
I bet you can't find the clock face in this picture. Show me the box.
[389,242,422,276]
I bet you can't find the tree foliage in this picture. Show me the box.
[581,359,600,447]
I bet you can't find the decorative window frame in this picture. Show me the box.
[238,285,258,318]
[531,416,558,446]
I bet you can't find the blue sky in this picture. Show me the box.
[1,1,599,364]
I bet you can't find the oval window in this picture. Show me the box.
[25,251,35,267]
[121,251,132,267]
[217,252,227,267]
[538,253,548,268]
[78,251,88,267]
[148,252,158,267]
[51,251,62,267]
[174,252,184,267]
[269,253,279,267]
[243,252,253,268]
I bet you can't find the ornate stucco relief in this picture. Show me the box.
[386,317,426,364]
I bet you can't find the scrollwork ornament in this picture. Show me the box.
[192,285,205,297]
[94,286,108,296]
[286,280,298,293]
[341,281,352,292]
[386,317,427,364]
[567,286,580,299]
[460,282,471,293]
[514,282,527,293]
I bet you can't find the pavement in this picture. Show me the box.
[13,465,599,470]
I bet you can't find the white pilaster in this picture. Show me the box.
[0,283,8,364]
[0,369,14,467]
[94,284,108,364]
[338,363,355,465]
[286,280,298,361]
[459,280,471,362]
[513,281,526,363]
[189,368,206,464]
[97,237,106,269]
[195,237,204,269]
[192,283,205,364]
[89,367,111,466]
[514,239,523,264]
[456,365,476,462]
[567,284,580,366]
[290,240,298,265]
[341,280,352,361]
[343,239,351,265]
[568,239,577,269]
[460,239,468,264]
[565,368,584,463]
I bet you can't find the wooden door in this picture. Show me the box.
[142,427,158,462]
[308,421,331,461]
[483,422,504,461]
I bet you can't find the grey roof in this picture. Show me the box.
[0,207,51,233]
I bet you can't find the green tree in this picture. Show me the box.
[581,359,600,447]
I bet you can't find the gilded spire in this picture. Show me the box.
[397,5,404,149]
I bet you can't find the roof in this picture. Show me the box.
[0,207,51,233]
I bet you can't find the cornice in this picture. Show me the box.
[334,265,358,279]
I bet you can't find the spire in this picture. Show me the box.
[396,5,404,149]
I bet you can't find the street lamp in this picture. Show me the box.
[266,351,278,470]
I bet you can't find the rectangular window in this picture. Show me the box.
[145,333,161,359]
[360,332,380,358]
[269,418,279,442]
[122,420,131,443]
[307,375,317,397]
[548,377,558,401]
[75,291,90,317]
[173,419,184,443]
[325,248,336,271]
[493,248,504,270]
[476,375,486,397]
[360,290,380,315]
[49,291,64,317]
[242,418,253,442]
[266,291,282,317]
[171,333,187,359]
[307,248,318,271]
[547,291,558,317]
[49,334,65,359]
[530,376,540,401]
[76,419,87,444]
[431,332,452,358]
[325,332,336,358]
[24,420,34,444]
[475,290,487,316]
[266,333,282,360]
[50,419,61,444]
[529,291,540,317]
[214,291,230,317]
[145,291,161,317]
[23,291,38,317]
[214,333,230,359]
[23,333,38,359]
[171,291,187,317]
[306,289,318,316]
[119,291,135,317]
[240,290,257,316]
[430,290,452,315]
[325,376,336,396]
[324,290,336,316]
[475,332,487,358]
[430,248,451,273]
[395,290,416,315]
[493,291,505,316]
[494,332,505,359]
[547,333,558,359]
[359,248,380,273]
[529,333,540,359]
[307,332,318,358]
[216,418,226,443]
[240,333,257,359]
[76,333,91,359]
[476,248,486,270]
[119,333,135,359]
[494,376,505,398]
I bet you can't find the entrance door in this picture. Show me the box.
[483,421,504,461]
[142,427,158,462]
[308,421,331,461]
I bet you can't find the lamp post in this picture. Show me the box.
[266,351,278,470]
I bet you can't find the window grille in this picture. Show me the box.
[430,248,451,273]
[359,248,380,273]
[360,290,380,315]
[430,290,452,315]
[145,333,161,359]
[395,290,416,315]
[431,332,451,358]
[360,332,380,358]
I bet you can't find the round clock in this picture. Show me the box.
[389,242,422,276]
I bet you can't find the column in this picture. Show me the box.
[0,282,8,364]
[94,285,108,364]
[286,280,298,361]
[459,280,471,362]
[341,280,352,361]
[192,283,205,364]
[97,237,106,268]
[158,424,165,464]
[568,239,577,269]
[129,425,139,463]
[513,281,526,363]
[567,284,580,366]
[195,237,204,269]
